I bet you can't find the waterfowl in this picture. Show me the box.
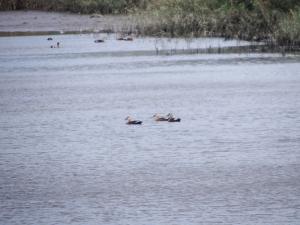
[153,114,169,121]
[94,39,104,43]
[168,118,181,122]
[125,116,142,125]
[166,113,181,122]
[47,37,53,41]
[117,36,133,41]
[124,37,133,41]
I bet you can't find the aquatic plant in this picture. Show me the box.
[276,7,300,46]
[133,0,300,48]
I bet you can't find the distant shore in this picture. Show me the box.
[0,10,135,36]
[1,10,299,54]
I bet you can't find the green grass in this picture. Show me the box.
[276,7,300,46]
[134,0,300,47]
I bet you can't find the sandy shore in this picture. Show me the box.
[0,10,135,35]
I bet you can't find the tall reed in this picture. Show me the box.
[134,0,300,47]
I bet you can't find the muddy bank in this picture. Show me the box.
[1,10,298,54]
[0,10,135,36]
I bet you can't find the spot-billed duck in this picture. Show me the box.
[153,114,169,121]
[94,39,104,43]
[166,113,181,122]
[125,116,142,125]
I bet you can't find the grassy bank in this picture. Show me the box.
[135,0,300,47]
[1,0,299,47]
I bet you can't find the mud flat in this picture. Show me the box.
[0,10,135,36]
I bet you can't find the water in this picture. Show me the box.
[0,34,300,225]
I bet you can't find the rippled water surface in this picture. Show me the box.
[1,34,300,225]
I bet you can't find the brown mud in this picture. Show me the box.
[0,10,135,36]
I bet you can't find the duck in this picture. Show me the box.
[166,113,181,122]
[124,37,133,41]
[168,117,181,122]
[47,37,53,41]
[117,36,133,41]
[153,114,169,121]
[94,39,104,43]
[125,116,142,125]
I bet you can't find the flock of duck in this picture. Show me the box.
[47,36,178,126]
[125,113,181,125]
[47,35,133,48]
[95,36,133,43]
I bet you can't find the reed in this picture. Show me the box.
[276,7,300,46]
[133,0,300,48]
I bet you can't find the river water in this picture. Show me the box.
[0,34,300,225]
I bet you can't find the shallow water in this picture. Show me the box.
[1,34,300,225]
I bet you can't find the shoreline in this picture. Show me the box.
[1,10,299,54]
[0,10,135,36]
[0,30,113,37]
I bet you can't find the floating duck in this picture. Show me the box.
[166,113,181,122]
[47,37,53,41]
[117,36,133,41]
[125,116,142,125]
[153,114,169,121]
[94,39,104,43]
[168,117,181,122]
[153,113,181,122]
[124,37,133,41]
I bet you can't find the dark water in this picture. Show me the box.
[1,35,300,225]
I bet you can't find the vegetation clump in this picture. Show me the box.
[135,0,300,47]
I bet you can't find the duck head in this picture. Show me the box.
[125,116,132,121]
[166,113,173,118]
